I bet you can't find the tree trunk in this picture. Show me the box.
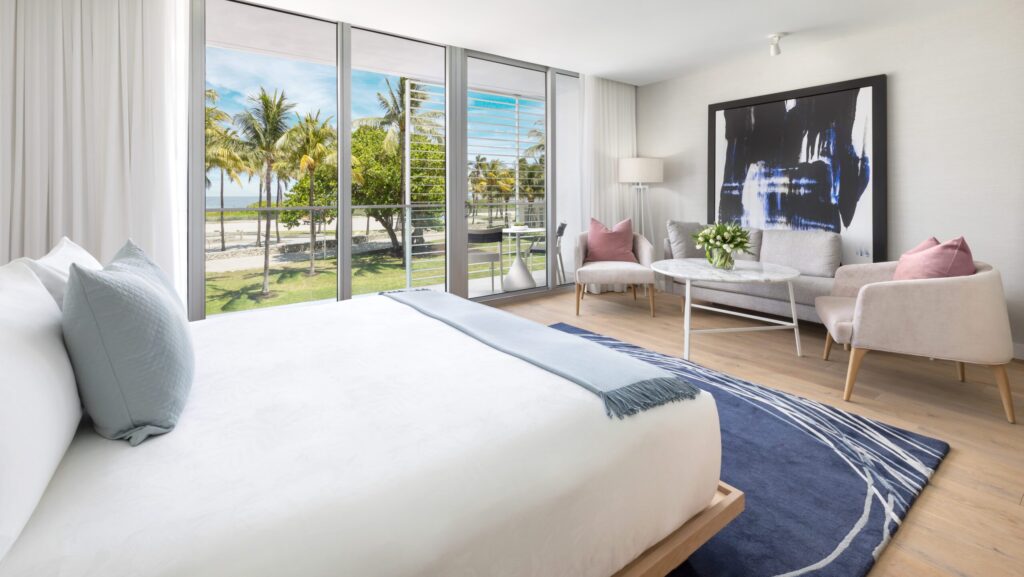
[275,177,282,243]
[381,219,401,257]
[255,177,262,248]
[261,165,273,295]
[219,169,226,251]
[308,166,316,276]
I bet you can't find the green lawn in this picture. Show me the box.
[204,249,546,315]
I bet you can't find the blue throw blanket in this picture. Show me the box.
[383,290,700,417]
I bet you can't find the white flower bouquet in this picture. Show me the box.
[693,222,752,270]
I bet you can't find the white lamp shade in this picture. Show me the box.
[618,157,663,184]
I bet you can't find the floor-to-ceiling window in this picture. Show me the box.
[191,0,578,319]
[203,0,338,315]
[350,29,447,296]
[554,73,581,285]
[466,57,547,298]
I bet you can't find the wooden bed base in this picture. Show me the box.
[612,482,744,577]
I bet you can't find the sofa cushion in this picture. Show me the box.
[815,295,856,343]
[666,221,705,259]
[666,221,764,262]
[576,261,655,285]
[760,230,841,277]
[685,274,833,307]
[736,228,763,262]
[893,236,975,280]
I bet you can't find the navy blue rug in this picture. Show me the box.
[550,324,949,577]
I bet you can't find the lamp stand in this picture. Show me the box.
[632,182,650,239]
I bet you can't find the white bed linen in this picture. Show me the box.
[0,296,721,577]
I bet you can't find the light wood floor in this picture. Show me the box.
[494,289,1024,577]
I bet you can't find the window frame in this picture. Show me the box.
[187,0,580,320]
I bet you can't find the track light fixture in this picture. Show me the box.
[768,33,786,56]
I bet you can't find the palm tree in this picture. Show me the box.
[204,89,230,157]
[283,111,336,275]
[524,117,546,160]
[205,89,245,251]
[207,129,245,251]
[272,158,296,244]
[238,147,264,248]
[234,88,295,295]
[353,78,442,191]
[470,156,514,225]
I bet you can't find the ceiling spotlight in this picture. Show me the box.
[768,33,787,56]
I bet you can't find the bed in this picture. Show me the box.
[0,295,730,577]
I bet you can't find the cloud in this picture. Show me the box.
[206,46,338,122]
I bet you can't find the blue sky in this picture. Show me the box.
[205,47,397,200]
[205,45,544,202]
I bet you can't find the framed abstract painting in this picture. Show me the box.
[707,75,887,264]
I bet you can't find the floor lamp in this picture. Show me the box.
[618,157,664,240]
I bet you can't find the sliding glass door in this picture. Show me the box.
[349,29,447,296]
[466,57,547,298]
[191,0,579,318]
[554,73,581,285]
[203,0,338,315]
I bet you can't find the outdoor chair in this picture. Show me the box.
[528,222,567,284]
[468,226,504,293]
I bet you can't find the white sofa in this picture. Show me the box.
[662,221,842,323]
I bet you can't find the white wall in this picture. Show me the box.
[637,0,1024,356]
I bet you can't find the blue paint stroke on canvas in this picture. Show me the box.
[718,88,870,233]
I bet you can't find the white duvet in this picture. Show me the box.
[0,296,721,577]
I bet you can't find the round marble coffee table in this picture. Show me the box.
[651,258,802,360]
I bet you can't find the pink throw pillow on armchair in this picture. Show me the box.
[893,236,976,280]
[586,218,637,263]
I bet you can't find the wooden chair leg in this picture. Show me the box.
[993,364,1016,424]
[575,283,582,316]
[648,284,655,317]
[844,343,850,351]
[632,284,638,300]
[956,361,966,382]
[823,332,834,361]
[843,348,868,401]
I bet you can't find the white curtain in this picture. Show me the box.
[582,75,637,227]
[0,0,188,295]
[580,75,637,292]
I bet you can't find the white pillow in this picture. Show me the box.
[22,237,102,309]
[0,261,82,561]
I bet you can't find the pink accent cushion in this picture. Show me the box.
[904,237,940,255]
[893,236,976,280]
[586,218,637,263]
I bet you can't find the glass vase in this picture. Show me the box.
[707,248,735,270]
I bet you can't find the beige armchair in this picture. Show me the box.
[574,232,656,317]
[815,261,1016,423]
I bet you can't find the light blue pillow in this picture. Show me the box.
[62,241,193,446]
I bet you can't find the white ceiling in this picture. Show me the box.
[209,0,547,98]
[247,0,959,86]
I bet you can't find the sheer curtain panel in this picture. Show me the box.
[581,75,637,293]
[0,0,187,295]
[582,75,637,228]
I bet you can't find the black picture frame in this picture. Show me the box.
[707,75,888,262]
